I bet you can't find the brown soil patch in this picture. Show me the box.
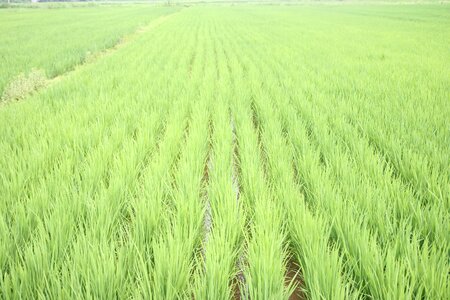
[286,257,306,300]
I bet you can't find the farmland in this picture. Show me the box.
[0,3,449,299]
[0,4,178,95]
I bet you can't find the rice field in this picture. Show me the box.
[0,3,449,299]
[0,4,178,95]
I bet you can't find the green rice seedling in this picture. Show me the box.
[276,97,417,298]
[129,31,202,300]
[150,97,210,299]
[231,89,289,299]
[0,27,185,231]
[1,4,449,299]
[146,18,215,294]
[192,29,245,299]
[241,60,416,298]
[253,37,449,298]
[227,27,413,297]
[252,91,353,299]
[225,9,449,297]
[3,106,148,298]
[220,28,352,297]
[303,106,448,298]
[1,10,190,297]
[245,65,448,297]
[0,5,179,94]
[130,100,190,298]
[56,17,197,300]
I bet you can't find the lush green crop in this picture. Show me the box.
[0,3,449,299]
[0,4,178,96]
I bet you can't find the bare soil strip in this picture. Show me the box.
[286,256,306,300]
[201,127,213,262]
[230,116,248,300]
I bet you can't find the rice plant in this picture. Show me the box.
[0,3,449,300]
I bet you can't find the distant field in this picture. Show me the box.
[0,4,449,299]
[0,4,178,95]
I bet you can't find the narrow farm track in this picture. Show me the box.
[1,4,449,299]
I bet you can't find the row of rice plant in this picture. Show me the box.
[0,5,179,96]
[1,4,449,299]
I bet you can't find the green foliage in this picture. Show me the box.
[0,4,179,94]
[0,3,449,300]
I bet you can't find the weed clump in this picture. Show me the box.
[1,69,47,102]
